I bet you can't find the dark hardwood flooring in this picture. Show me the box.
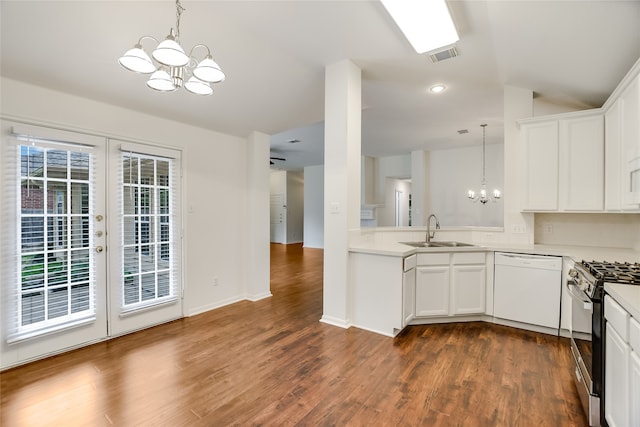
[1,243,587,426]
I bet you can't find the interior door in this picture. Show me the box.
[270,193,285,243]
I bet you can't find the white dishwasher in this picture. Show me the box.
[494,252,563,331]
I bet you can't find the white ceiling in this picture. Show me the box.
[2,1,640,171]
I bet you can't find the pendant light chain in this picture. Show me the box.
[175,0,185,40]
[481,123,487,186]
[467,123,501,204]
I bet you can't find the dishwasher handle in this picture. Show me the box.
[494,252,562,270]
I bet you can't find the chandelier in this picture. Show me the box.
[467,124,501,204]
[118,0,225,96]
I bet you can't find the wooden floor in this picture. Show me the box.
[1,243,588,426]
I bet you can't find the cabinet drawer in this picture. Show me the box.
[605,295,630,341]
[452,252,486,265]
[417,253,450,266]
[403,254,417,272]
[630,317,640,353]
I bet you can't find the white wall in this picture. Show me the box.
[304,165,324,248]
[378,178,411,226]
[429,144,504,227]
[286,171,304,243]
[373,154,411,225]
[0,78,270,342]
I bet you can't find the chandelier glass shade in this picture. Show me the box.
[467,124,501,204]
[118,0,224,96]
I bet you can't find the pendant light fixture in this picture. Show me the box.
[119,0,225,96]
[467,124,501,204]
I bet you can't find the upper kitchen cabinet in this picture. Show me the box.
[520,112,604,212]
[605,62,640,211]
[521,120,559,210]
[559,115,604,211]
[621,75,640,206]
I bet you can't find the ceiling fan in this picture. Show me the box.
[270,156,285,165]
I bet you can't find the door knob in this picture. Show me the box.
[95,230,104,237]
[96,214,104,222]
[96,246,104,253]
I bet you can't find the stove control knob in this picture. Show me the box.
[568,269,578,279]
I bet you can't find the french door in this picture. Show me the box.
[2,122,182,368]
[107,140,182,337]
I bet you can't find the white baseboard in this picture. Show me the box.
[320,315,350,329]
[246,292,273,302]
[185,296,245,317]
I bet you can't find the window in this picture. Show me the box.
[121,152,177,309]
[16,143,95,332]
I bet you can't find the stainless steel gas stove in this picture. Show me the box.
[567,260,640,426]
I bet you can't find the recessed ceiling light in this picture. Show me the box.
[430,84,447,94]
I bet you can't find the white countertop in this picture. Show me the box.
[349,241,640,263]
[605,283,640,320]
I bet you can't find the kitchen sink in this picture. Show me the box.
[400,241,477,248]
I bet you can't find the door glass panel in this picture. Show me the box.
[18,145,95,329]
[121,152,176,309]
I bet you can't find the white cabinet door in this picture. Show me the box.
[415,266,450,317]
[605,322,630,427]
[559,115,604,211]
[621,75,640,205]
[402,268,415,326]
[605,99,623,210]
[521,121,559,210]
[631,350,640,427]
[451,265,486,315]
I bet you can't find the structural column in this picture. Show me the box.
[246,130,272,300]
[321,60,361,327]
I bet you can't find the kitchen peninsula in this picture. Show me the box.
[349,230,640,338]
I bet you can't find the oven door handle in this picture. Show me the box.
[566,281,592,310]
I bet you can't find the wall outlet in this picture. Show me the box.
[543,223,553,234]
[511,224,527,234]
[213,277,219,286]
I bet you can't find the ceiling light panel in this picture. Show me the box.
[380,0,459,54]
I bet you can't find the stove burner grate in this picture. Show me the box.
[581,261,640,285]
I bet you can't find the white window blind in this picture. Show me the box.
[117,147,181,314]
[4,131,99,342]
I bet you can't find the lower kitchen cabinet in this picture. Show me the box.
[630,316,640,427]
[415,252,486,318]
[452,264,486,315]
[402,255,416,327]
[605,322,630,427]
[631,346,640,427]
[604,295,633,427]
[415,265,450,317]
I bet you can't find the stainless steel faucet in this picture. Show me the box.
[426,214,440,243]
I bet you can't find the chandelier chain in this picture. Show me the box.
[175,0,185,39]
[481,123,486,185]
